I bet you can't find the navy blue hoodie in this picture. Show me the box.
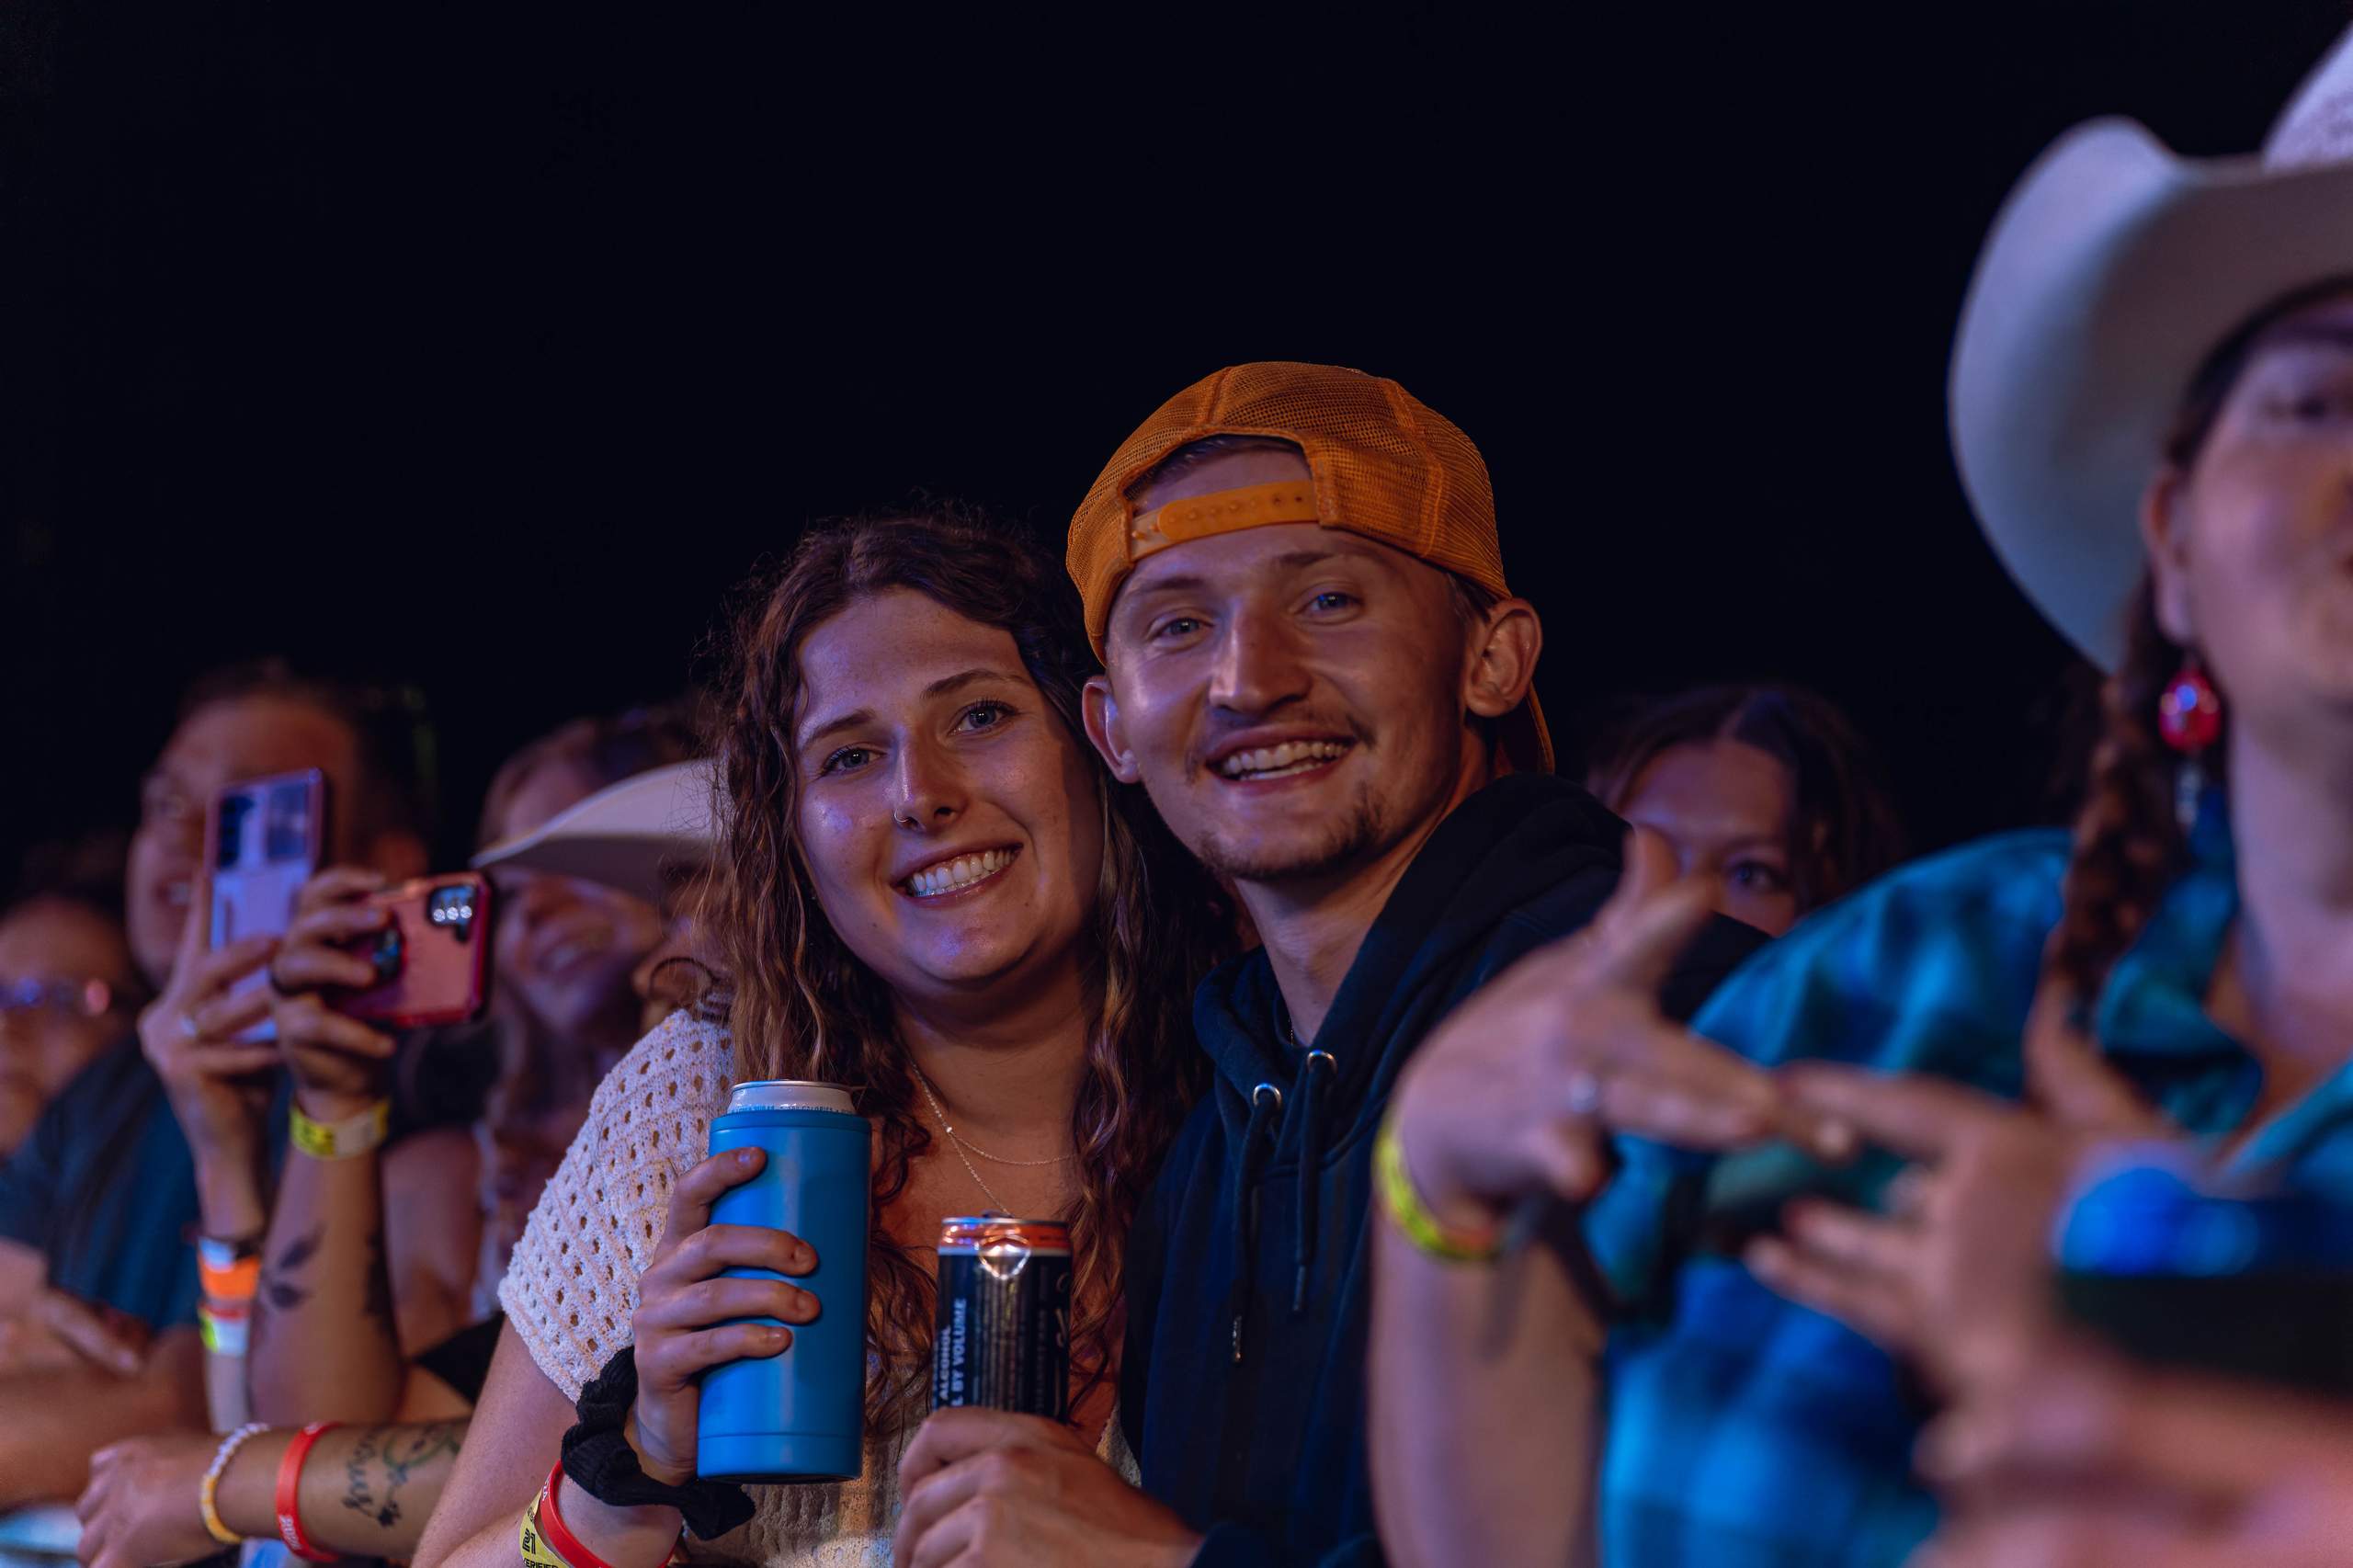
[1120,773,1766,1566]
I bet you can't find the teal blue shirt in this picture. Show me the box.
[1586,804,2353,1566]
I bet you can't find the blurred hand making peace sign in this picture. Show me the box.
[1389,828,1852,1239]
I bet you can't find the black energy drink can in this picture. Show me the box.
[930,1215,1072,1419]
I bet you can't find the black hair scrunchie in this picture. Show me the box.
[561,1345,757,1541]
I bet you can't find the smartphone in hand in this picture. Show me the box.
[330,873,494,1030]
[206,769,327,1043]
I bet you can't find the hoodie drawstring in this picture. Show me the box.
[1292,1050,1336,1314]
[1229,1081,1283,1364]
[1230,1045,1345,1360]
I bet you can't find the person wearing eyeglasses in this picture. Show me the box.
[0,888,144,1161]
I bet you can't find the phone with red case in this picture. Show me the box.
[206,769,327,1043]
[332,873,494,1029]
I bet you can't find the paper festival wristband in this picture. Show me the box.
[199,1301,250,1357]
[288,1099,390,1161]
[520,1484,573,1568]
[196,1235,261,1302]
[1374,1111,1506,1264]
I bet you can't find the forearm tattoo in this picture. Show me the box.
[339,1421,464,1530]
[361,1226,394,1332]
[249,1225,323,1340]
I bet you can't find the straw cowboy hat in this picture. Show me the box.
[1949,25,2353,670]
[472,759,719,906]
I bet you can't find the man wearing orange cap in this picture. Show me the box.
[891,363,1767,1566]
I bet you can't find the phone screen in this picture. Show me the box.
[208,769,325,1042]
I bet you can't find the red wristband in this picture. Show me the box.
[538,1461,627,1568]
[276,1421,340,1562]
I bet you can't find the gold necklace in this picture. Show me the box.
[912,1066,1072,1215]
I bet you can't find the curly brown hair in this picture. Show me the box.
[710,503,1230,1424]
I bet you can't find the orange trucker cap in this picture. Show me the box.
[1068,360,1552,773]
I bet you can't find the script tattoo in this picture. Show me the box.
[339,1421,463,1530]
[341,1426,386,1524]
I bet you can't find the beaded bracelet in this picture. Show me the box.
[198,1422,268,1547]
[1374,1111,1505,1264]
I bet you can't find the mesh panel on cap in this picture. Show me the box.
[1068,361,1510,653]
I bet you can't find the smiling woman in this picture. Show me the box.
[412,505,1233,1568]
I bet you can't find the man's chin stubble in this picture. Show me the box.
[1195,799,1385,887]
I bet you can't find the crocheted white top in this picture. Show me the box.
[501,1009,1134,1567]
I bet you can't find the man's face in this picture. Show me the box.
[125,696,369,986]
[1091,446,1483,888]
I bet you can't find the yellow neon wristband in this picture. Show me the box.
[289,1099,390,1161]
[1375,1112,1506,1264]
[520,1490,572,1568]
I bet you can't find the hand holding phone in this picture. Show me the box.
[331,874,494,1030]
[269,869,494,1121]
[138,858,286,1176]
[266,868,409,1119]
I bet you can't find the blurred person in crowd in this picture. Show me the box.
[200,704,697,1417]
[0,845,145,1158]
[70,729,711,1568]
[877,370,1765,1568]
[462,710,703,1321]
[469,756,724,1035]
[412,506,1231,1568]
[1586,683,1905,937]
[1370,27,2353,1566]
[0,661,436,1509]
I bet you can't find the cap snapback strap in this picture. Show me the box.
[1127,480,1320,562]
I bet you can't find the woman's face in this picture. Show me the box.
[484,761,665,1040]
[2151,288,2353,744]
[791,588,1105,1006]
[1616,739,1802,937]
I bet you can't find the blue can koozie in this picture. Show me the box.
[696,1080,870,1483]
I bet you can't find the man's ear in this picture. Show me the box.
[2140,466,2199,645]
[1083,675,1143,785]
[367,830,429,882]
[1464,597,1543,722]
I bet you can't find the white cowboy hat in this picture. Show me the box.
[1949,26,2353,670]
[472,759,719,906]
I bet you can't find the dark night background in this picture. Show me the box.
[4,3,2348,882]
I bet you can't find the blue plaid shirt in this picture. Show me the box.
[1582,804,2353,1566]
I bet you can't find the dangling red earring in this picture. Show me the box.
[2157,653,2222,832]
